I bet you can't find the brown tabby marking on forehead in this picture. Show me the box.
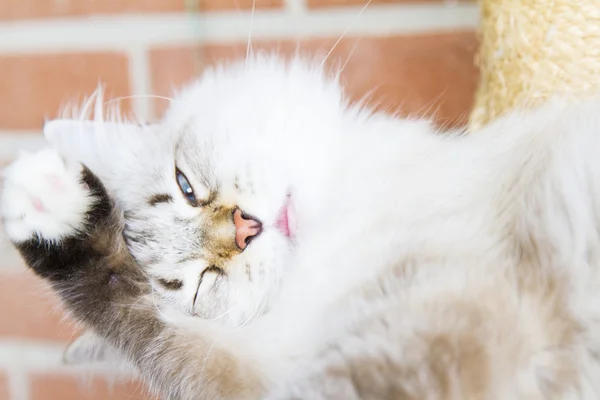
[148,193,173,206]
[199,191,219,208]
[205,205,235,226]
[193,265,227,306]
[177,253,201,265]
[122,224,151,248]
[122,198,244,269]
[210,204,226,213]
[157,277,184,290]
[205,244,240,268]
[201,265,226,280]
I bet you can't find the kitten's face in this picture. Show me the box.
[48,56,345,326]
[122,122,295,326]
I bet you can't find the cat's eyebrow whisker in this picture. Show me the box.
[236,311,252,328]
[245,0,257,70]
[412,88,447,121]
[150,284,175,323]
[198,338,220,380]
[208,305,238,322]
[113,293,155,315]
[105,94,176,105]
[254,298,269,321]
[319,0,373,71]
[353,82,383,111]
[337,37,362,77]
[121,292,151,312]
[241,308,258,328]
[237,299,265,328]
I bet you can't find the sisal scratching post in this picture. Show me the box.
[469,0,600,131]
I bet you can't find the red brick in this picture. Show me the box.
[0,0,281,20]
[150,32,478,128]
[307,0,473,8]
[309,0,439,8]
[0,53,130,130]
[30,373,153,400]
[0,372,9,400]
[0,271,79,342]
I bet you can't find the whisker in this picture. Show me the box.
[245,0,257,70]
[105,94,175,105]
[123,292,151,312]
[413,88,447,120]
[237,296,267,328]
[319,0,373,70]
[237,309,254,328]
[208,305,238,322]
[150,285,175,323]
[248,300,268,326]
[354,82,384,111]
[200,339,218,376]
[338,36,362,77]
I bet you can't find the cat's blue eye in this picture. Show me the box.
[175,168,197,206]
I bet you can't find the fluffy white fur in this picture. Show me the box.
[4,55,600,398]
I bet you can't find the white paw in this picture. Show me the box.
[0,148,93,243]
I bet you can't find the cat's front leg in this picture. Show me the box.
[0,148,266,400]
[0,148,146,322]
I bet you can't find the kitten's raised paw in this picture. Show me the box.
[0,148,93,243]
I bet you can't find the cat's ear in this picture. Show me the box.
[43,118,155,200]
[44,119,146,174]
[62,329,119,365]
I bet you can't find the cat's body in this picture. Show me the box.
[2,56,600,399]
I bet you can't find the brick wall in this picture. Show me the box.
[0,0,480,398]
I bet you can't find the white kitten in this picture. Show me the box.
[3,55,600,399]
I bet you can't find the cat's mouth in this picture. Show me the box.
[275,194,295,239]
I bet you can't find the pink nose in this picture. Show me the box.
[233,208,262,250]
